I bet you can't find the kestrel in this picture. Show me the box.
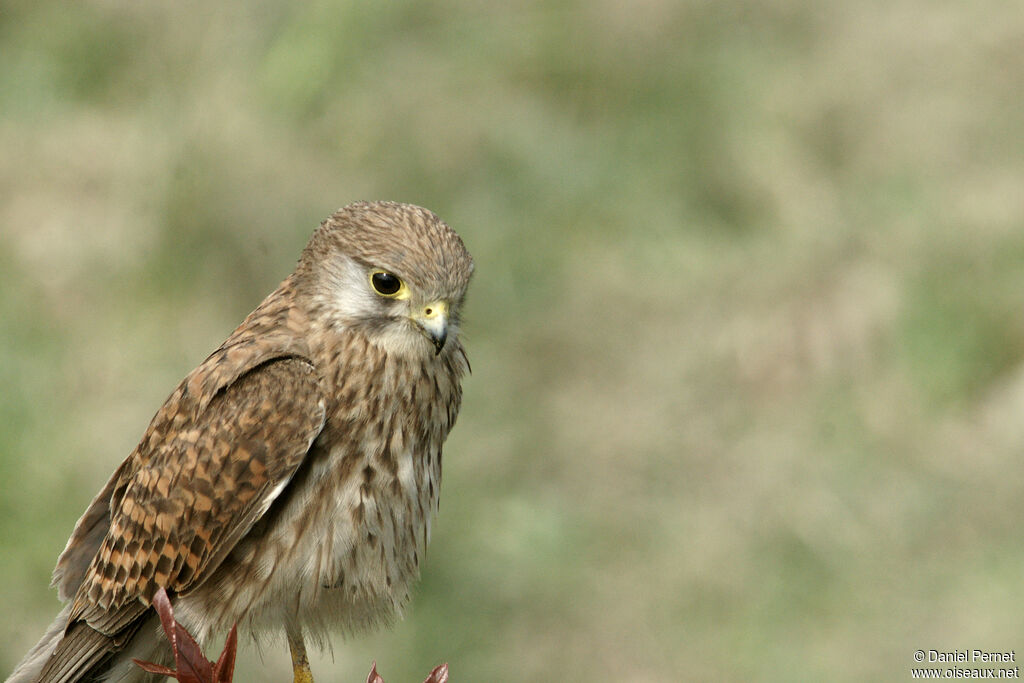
[7,201,474,683]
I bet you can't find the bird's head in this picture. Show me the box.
[298,201,474,359]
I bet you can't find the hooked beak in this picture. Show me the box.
[413,300,449,355]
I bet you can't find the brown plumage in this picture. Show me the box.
[7,201,474,683]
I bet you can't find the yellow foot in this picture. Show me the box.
[287,627,315,683]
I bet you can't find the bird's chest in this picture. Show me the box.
[313,425,441,598]
[290,385,450,626]
[258,349,458,631]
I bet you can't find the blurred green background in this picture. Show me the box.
[2,1,1023,680]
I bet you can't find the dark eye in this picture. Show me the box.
[370,271,403,296]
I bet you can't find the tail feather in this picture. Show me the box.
[36,620,116,683]
[6,605,71,683]
[6,607,165,683]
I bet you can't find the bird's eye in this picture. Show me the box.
[370,270,404,297]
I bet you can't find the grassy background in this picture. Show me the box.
[2,1,1024,680]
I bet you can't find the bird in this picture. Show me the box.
[6,201,475,683]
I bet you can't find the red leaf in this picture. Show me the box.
[424,663,449,683]
[132,659,178,676]
[366,661,385,683]
[171,620,213,683]
[151,588,179,654]
[134,586,243,683]
[213,623,238,683]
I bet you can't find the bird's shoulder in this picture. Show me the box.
[54,301,326,611]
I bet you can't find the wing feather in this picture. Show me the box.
[39,354,325,682]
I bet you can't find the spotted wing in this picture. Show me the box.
[38,356,326,682]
